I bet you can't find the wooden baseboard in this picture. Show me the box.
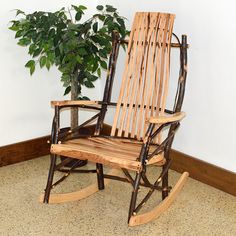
[0,124,101,167]
[0,136,50,167]
[1,126,235,196]
[170,150,236,196]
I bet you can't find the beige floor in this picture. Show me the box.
[0,156,236,236]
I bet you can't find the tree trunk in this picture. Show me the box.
[70,71,78,129]
[67,71,87,167]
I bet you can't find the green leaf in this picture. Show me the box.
[29,44,37,55]
[85,71,97,81]
[105,5,113,8]
[98,49,108,58]
[97,68,101,77]
[57,22,67,30]
[98,14,105,21]
[90,43,99,53]
[47,52,55,63]
[62,79,70,87]
[15,30,23,38]
[90,75,98,82]
[117,18,125,28]
[100,60,107,69]
[75,12,82,21]
[78,47,87,56]
[61,74,70,82]
[25,60,35,68]
[18,38,31,46]
[79,5,87,10]
[92,60,98,73]
[25,60,35,75]
[96,5,104,11]
[46,58,50,70]
[84,80,95,88]
[39,56,47,68]
[61,74,71,87]
[48,28,55,38]
[76,55,82,63]
[93,22,98,33]
[71,5,79,11]
[80,96,90,100]
[106,5,116,12]
[33,48,42,57]
[16,9,25,16]
[104,16,113,25]
[91,36,108,46]
[64,86,71,95]
[30,64,35,75]
[68,22,79,31]
[9,25,19,31]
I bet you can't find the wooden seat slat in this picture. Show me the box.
[51,137,164,171]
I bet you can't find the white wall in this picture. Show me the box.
[98,0,236,172]
[0,0,100,146]
[2,0,236,173]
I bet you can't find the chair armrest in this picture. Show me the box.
[148,112,186,124]
[51,100,100,107]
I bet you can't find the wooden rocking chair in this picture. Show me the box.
[40,12,189,226]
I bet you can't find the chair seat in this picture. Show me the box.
[51,137,165,171]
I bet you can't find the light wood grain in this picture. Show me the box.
[118,13,144,137]
[110,13,175,143]
[129,172,189,226]
[51,100,99,107]
[125,13,149,137]
[50,137,165,171]
[111,13,140,136]
[148,112,186,124]
[147,155,166,165]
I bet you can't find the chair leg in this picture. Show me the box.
[129,172,189,226]
[162,166,169,200]
[43,154,57,203]
[128,172,142,222]
[96,163,105,190]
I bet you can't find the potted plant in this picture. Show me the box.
[9,5,128,166]
[9,4,128,127]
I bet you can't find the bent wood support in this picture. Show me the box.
[39,169,119,204]
[129,172,189,226]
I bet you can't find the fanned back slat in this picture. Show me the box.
[111,12,175,142]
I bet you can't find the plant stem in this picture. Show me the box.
[71,71,78,129]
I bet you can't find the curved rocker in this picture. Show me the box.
[39,169,119,204]
[129,172,189,226]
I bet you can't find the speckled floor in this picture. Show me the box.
[0,156,235,236]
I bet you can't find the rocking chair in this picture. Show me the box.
[40,12,189,226]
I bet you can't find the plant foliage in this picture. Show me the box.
[9,5,128,99]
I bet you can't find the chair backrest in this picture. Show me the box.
[110,12,175,141]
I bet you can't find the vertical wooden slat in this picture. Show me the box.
[153,15,170,143]
[130,14,152,137]
[161,15,175,113]
[136,13,156,140]
[111,14,140,136]
[124,13,150,137]
[155,15,170,116]
[143,13,161,135]
[151,15,166,118]
[140,13,166,140]
[111,12,175,142]
[118,13,145,137]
